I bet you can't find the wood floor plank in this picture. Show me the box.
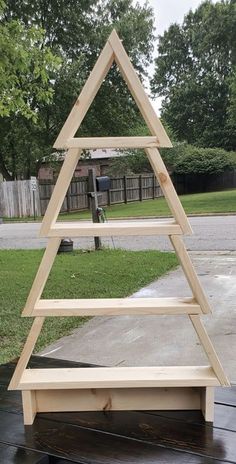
[0,442,49,464]
[0,411,230,464]
[37,409,236,462]
[146,405,236,432]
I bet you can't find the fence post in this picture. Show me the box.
[139,175,143,201]
[0,182,3,223]
[153,174,155,199]
[66,186,71,213]
[107,189,111,206]
[88,168,101,250]
[123,176,127,204]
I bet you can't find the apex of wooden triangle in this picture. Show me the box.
[108,28,119,40]
[53,29,172,150]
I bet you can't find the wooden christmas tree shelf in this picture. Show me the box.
[32,297,201,316]
[46,220,182,237]
[9,29,229,426]
[66,136,160,149]
[17,366,220,390]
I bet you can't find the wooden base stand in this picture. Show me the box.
[22,386,214,425]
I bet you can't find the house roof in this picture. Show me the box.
[89,149,121,159]
[43,149,123,163]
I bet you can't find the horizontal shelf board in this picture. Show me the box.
[66,136,160,149]
[33,297,201,316]
[46,221,183,238]
[17,366,220,390]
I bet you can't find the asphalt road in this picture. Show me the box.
[1,215,236,251]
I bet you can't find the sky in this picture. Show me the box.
[138,0,217,113]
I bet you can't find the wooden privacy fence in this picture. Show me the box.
[39,174,163,215]
[0,175,163,218]
[0,180,41,218]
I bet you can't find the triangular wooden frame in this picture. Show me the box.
[9,30,229,426]
[39,29,192,237]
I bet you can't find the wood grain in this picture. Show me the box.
[18,366,220,390]
[47,220,183,237]
[67,136,160,149]
[33,296,201,316]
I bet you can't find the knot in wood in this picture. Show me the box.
[159,172,168,183]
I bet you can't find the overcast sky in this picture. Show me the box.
[137,0,217,112]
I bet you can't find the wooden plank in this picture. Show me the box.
[40,148,81,236]
[35,387,202,413]
[8,318,45,390]
[47,220,183,237]
[67,136,160,149]
[0,443,49,464]
[32,297,201,316]
[170,235,212,314]
[109,30,172,147]
[189,315,230,386]
[145,148,192,234]
[22,238,61,316]
[0,411,229,464]
[201,386,214,422]
[17,366,220,390]
[22,390,37,425]
[2,357,236,431]
[53,40,114,149]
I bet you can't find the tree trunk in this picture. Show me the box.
[0,152,13,180]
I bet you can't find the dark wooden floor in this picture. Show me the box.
[0,356,235,464]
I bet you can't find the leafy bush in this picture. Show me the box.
[170,145,236,175]
[159,143,236,176]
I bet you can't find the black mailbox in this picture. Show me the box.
[96,176,111,192]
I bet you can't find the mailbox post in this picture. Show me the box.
[88,168,101,250]
[30,176,37,220]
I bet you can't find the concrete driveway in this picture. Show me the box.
[40,251,236,382]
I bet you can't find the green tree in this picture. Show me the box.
[228,68,236,132]
[151,0,236,150]
[0,6,60,179]
[1,0,155,179]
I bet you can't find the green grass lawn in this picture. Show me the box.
[4,189,236,222]
[0,248,177,364]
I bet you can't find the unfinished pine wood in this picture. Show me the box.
[9,29,228,426]
[47,220,182,238]
[8,317,45,390]
[35,387,202,413]
[22,238,61,316]
[40,148,81,237]
[170,235,212,314]
[22,391,37,425]
[67,136,160,149]
[17,366,220,390]
[32,297,201,317]
[145,148,192,235]
[189,315,230,386]
[109,30,172,147]
[201,386,214,422]
[54,40,114,149]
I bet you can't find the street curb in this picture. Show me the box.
[2,211,236,224]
